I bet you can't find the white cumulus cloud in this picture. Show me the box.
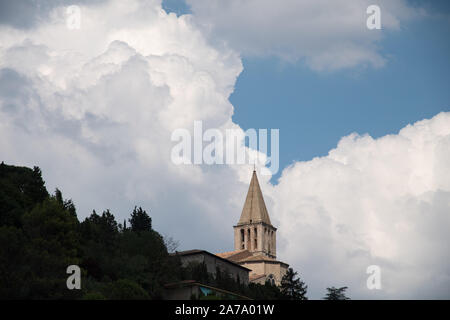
[186,0,424,70]
[269,112,450,298]
[0,0,247,252]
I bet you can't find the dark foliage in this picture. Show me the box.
[280,267,308,300]
[0,163,178,299]
[129,206,152,232]
[0,162,48,228]
[323,286,351,300]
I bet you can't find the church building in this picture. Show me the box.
[216,169,289,285]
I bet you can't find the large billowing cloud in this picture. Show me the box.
[269,113,450,299]
[0,0,449,299]
[0,0,247,253]
[186,0,423,70]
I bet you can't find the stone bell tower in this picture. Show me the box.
[233,170,277,259]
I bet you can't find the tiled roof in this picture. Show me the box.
[171,249,252,271]
[215,249,253,262]
[239,254,275,262]
[249,274,266,281]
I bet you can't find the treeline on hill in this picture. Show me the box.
[0,162,310,300]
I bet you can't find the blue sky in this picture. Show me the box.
[164,0,450,182]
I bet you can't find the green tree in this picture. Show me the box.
[55,188,76,217]
[324,286,350,300]
[280,268,308,300]
[21,195,82,299]
[117,228,173,298]
[0,163,48,228]
[79,209,120,281]
[129,206,152,232]
[0,225,27,298]
[106,279,150,300]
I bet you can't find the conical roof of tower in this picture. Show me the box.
[238,170,272,225]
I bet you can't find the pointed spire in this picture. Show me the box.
[238,170,272,225]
